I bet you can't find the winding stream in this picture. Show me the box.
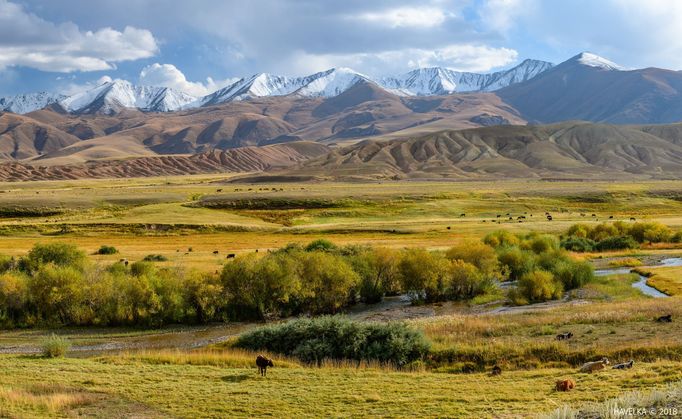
[594,257,682,298]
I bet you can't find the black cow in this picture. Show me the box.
[226,253,236,259]
[256,355,274,376]
[656,314,673,323]
[612,360,634,370]
[556,332,573,341]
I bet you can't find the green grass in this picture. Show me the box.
[635,266,682,296]
[1,353,682,418]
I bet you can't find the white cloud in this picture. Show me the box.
[0,0,158,72]
[357,7,450,28]
[58,75,114,96]
[288,44,518,76]
[139,63,237,96]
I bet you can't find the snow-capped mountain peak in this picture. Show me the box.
[293,67,369,98]
[572,52,623,71]
[380,59,554,96]
[0,92,66,114]
[59,79,196,114]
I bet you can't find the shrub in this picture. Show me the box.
[220,252,302,320]
[96,245,118,255]
[672,231,682,243]
[628,222,672,243]
[22,243,86,273]
[235,316,430,366]
[352,248,401,304]
[484,230,520,248]
[511,270,563,305]
[0,255,15,273]
[41,334,71,358]
[529,234,560,254]
[561,236,596,252]
[444,260,491,300]
[496,246,535,281]
[0,271,28,326]
[595,236,639,251]
[399,248,450,302]
[304,239,338,252]
[553,260,595,290]
[143,254,168,262]
[297,251,359,314]
[446,241,502,279]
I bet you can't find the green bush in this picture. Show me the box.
[235,316,430,366]
[595,236,639,251]
[96,245,118,255]
[143,254,168,262]
[510,270,563,305]
[496,246,535,281]
[22,243,86,273]
[41,334,71,358]
[560,236,596,252]
[304,239,338,252]
[399,248,450,302]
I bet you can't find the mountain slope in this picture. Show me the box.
[0,142,329,181]
[0,112,82,160]
[497,52,682,124]
[291,121,682,180]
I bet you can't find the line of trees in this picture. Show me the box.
[0,234,595,328]
[561,221,682,252]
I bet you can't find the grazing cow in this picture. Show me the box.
[460,213,466,217]
[490,365,502,376]
[556,332,574,341]
[630,217,636,221]
[256,355,274,376]
[579,357,609,373]
[226,253,236,259]
[656,314,673,323]
[213,250,219,255]
[592,214,596,217]
[497,214,501,218]
[216,189,223,192]
[609,215,614,219]
[555,379,575,392]
[612,360,634,370]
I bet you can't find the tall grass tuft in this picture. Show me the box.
[41,334,71,358]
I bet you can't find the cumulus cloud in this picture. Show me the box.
[58,75,114,96]
[138,63,238,96]
[0,0,158,72]
[288,44,518,76]
[356,7,451,28]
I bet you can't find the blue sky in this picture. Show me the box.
[1,0,681,96]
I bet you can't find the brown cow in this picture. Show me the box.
[555,379,575,392]
[490,365,502,376]
[256,355,274,376]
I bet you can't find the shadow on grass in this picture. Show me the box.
[221,372,254,383]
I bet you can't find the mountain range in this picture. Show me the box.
[0,59,552,115]
[3,52,682,181]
